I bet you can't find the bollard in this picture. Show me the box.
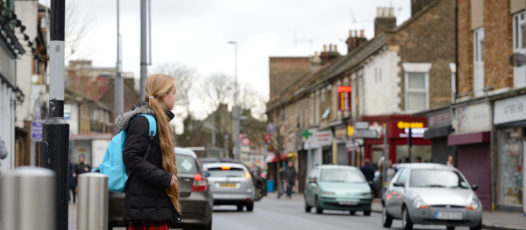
[1,167,55,230]
[77,173,109,230]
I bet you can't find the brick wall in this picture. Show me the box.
[457,0,473,97]
[269,57,311,100]
[388,0,455,110]
[484,0,513,90]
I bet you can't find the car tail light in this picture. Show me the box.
[245,171,251,179]
[192,174,207,192]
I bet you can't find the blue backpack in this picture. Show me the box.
[96,114,157,193]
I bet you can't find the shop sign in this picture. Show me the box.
[452,103,490,134]
[399,127,427,138]
[494,94,526,125]
[428,110,451,128]
[335,126,347,141]
[346,138,363,151]
[338,86,352,111]
[303,129,332,149]
[354,122,369,130]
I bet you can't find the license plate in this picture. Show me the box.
[220,183,237,188]
[435,212,463,220]
[338,200,358,205]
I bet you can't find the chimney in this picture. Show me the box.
[320,44,340,66]
[374,7,396,37]
[310,51,322,72]
[346,29,367,53]
[411,0,435,17]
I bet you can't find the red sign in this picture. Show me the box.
[264,134,271,142]
[338,86,352,93]
[241,138,250,146]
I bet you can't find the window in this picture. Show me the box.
[513,11,526,88]
[473,27,484,96]
[403,63,430,112]
[396,168,409,185]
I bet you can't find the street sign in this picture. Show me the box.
[241,138,250,146]
[354,129,378,139]
[354,122,369,130]
[31,121,43,141]
[264,134,271,142]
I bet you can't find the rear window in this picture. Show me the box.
[176,155,198,174]
[207,167,245,178]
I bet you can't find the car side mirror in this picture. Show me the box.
[471,184,478,191]
[393,182,404,187]
[308,177,317,184]
[203,171,210,178]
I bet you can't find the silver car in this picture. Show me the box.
[382,163,482,230]
[203,162,255,211]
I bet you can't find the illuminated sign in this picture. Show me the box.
[338,85,352,111]
[397,121,424,129]
[338,86,352,92]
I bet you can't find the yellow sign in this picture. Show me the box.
[397,121,424,129]
[347,126,355,136]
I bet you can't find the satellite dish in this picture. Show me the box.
[509,52,526,67]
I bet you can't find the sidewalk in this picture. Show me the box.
[371,198,526,230]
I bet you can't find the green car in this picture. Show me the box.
[304,165,373,215]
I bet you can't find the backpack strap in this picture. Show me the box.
[137,114,157,160]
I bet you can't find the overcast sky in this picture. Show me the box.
[39,0,410,118]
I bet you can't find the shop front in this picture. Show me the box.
[448,102,492,210]
[494,94,526,212]
[358,115,431,166]
[303,128,332,177]
[424,108,454,164]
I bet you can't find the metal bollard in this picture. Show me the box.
[1,166,55,230]
[77,173,108,230]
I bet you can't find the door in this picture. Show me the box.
[387,168,408,218]
[523,139,526,213]
[305,167,318,205]
[456,144,491,210]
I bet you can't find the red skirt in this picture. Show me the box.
[126,221,169,230]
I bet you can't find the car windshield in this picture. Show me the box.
[410,169,469,189]
[320,168,365,183]
[207,167,245,177]
[176,154,198,174]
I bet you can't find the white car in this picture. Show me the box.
[382,163,482,230]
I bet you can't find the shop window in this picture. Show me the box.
[396,145,431,163]
[496,127,523,207]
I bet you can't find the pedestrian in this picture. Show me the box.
[285,161,296,198]
[0,136,8,176]
[447,155,454,167]
[415,156,422,163]
[74,153,91,176]
[116,74,181,229]
[278,164,286,198]
[360,159,375,196]
[68,158,77,203]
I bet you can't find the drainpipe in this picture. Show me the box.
[454,0,459,102]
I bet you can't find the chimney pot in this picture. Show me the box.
[349,29,353,38]
[329,44,333,52]
[334,44,338,52]
[376,7,382,17]
[389,7,394,17]
[360,29,365,37]
[323,44,327,52]
[354,30,358,37]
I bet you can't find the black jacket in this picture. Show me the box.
[116,104,179,223]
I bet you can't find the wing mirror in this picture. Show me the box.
[203,171,211,178]
[393,182,405,187]
[471,184,478,191]
[308,177,317,184]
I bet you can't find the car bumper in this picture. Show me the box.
[318,196,372,211]
[212,192,254,205]
[178,192,213,226]
[408,207,482,227]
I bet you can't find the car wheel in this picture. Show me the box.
[363,210,371,216]
[446,226,455,230]
[255,186,263,201]
[470,221,482,230]
[349,210,356,215]
[402,207,413,230]
[382,207,393,228]
[315,197,323,214]
[246,202,254,212]
[237,204,244,212]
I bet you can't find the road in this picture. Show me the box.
[211,193,484,230]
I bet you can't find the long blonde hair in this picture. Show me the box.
[144,74,181,213]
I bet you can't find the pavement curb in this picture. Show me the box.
[481,223,526,230]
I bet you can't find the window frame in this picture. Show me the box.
[402,63,431,112]
[513,11,526,88]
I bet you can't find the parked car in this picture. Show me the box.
[108,147,213,230]
[381,163,482,230]
[199,158,266,201]
[203,161,256,211]
[304,165,373,215]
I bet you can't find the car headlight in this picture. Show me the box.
[321,191,335,196]
[413,196,429,209]
[468,199,481,210]
[360,192,372,198]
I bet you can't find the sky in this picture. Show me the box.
[39,0,411,119]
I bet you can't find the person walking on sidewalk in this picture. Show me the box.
[278,164,286,198]
[360,159,376,196]
[68,158,77,203]
[74,153,91,176]
[0,136,8,176]
[117,74,181,230]
[285,161,296,198]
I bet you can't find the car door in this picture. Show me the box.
[389,168,409,218]
[305,167,319,205]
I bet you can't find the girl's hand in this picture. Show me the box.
[170,175,178,186]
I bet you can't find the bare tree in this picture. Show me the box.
[65,0,94,61]
[238,83,267,120]
[199,73,234,114]
[153,63,197,118]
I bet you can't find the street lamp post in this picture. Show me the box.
[228,41,240,160]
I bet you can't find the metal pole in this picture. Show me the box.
[408,127,412,162]
[77,173,108,230]
[115,0,124,121]
[228,41,240,160]
[1,167,55,230]
[382,124,387,195]
[44,1,69,229]
[139,0,147,101]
